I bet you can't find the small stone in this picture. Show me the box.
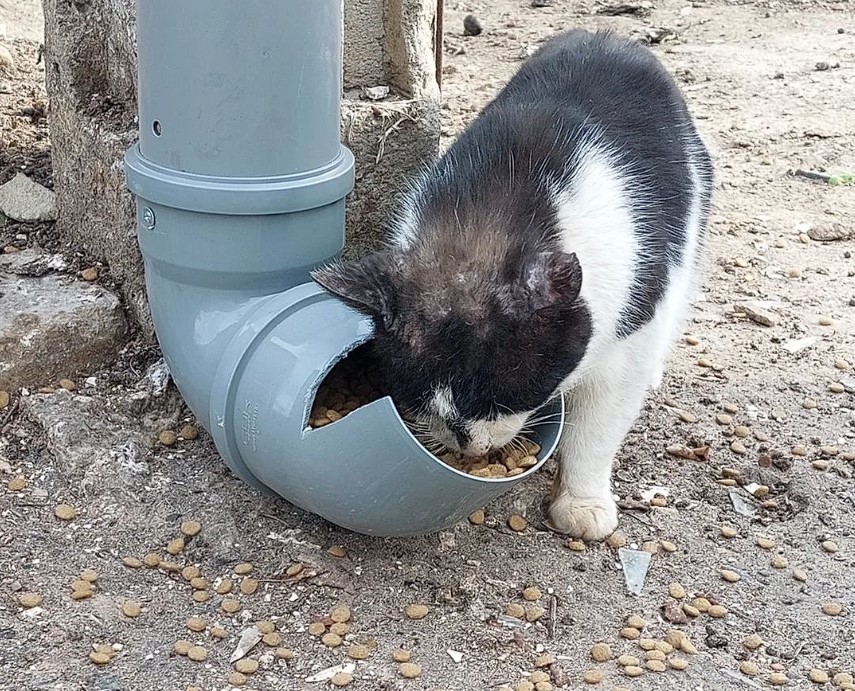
[18,592,43,608]
[708,604,728,618]
[642,540,659,554]
[508,514,527,531]
[180,520,202,536]
[54,504,77,521]
[187,646,207,662]
[328,545,347,558]
[769,672,788,685]
[721,525,738,538]
[58,378,76,391]
[721,569,741,582]
[240,578,259,595]
[462,14,484,36]
[821,540,839,553]
[590,643,612,662]
[0,173,58,222]
[668,583,686,599]
[189,576,209,590]
[583,670,604,684]
[803,398,818,409]
[121,601,142,618]
[743,634,764,650]
[771,555,789,569]
[740,661,759,676]
[650,496,667,507]
[215,578,232,594]
[810,669,830,684]
[179,424,199,440]
[821,446,839,456]
[756,536,776,550]
[734,301,777,326]
[186,617,207,632]
[399,662,422,679]
[275,647,295,660]
[405,604,429,620]
[723,402,739,414]
[227,672,247,687]
[142,553,161,568]
[331,672,353,687]
[321,632,342,648]
[566,539,586,552]
[523,586,542,601]
[89,651,112,665]
[535,654,555,668]
[469,509,485,525]
[626,614,647,629]
[158,430,177,446]
[166,537,185,555]
[822,602,843,616]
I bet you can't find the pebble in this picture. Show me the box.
[821,446,839,456]
[721,569,741,582]
[756,536,776,550]
[771,555,789,569]
[331,623,349,636]
[583,670,604,684]
[508,515,527,532]
[626,614,647,629]
[822,602,843,616]
[650,496,667,507]
[743,634,764,650]
[158,430,177,446]
[393,649,411,663]
[18,592,43,608]
[189,577,209,590]
[834,673,854,686]
[810,669,830,684]
[462,14,484,36]
[642,540,659,554]
[240,578,259,595]
[227,672,247,687]
[122,556,143,569]
[665,630,687,647]
[331,672,353,687]
[399,662,422,679]
[721,526,738,538]
[536,654,555,668]
[821,540,839,553]
[638,639,656,651]
[590,643,612,662]
[180,520,202,537]
[308,622,326,637]
[740,661,759,676]
[469,509,485,525]
[121,601,142,618]
[681,639,698,655]
[698,358,714,368]
[54,504,77,520]
[216,578,232,594]
[668,583,686,599]
[187,646,207,662]
[405,604,429,620]
[166,537,185,555]
[328,545,348,558]
[646,650,666,661]
[523,587,542,601]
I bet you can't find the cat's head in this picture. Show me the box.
[312,247,591,456]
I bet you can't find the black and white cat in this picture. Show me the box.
[313,29,713,540]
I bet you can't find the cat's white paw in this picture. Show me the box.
[547,493,618,541]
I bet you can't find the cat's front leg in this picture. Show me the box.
[547,345,652,540]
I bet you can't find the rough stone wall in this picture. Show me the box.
[43,0,441,339]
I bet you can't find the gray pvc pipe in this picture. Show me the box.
[124,0,565,536]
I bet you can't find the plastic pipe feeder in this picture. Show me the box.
[124,0,565,536]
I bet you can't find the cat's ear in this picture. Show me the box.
[311,252,400,326]
[524,251,583,313]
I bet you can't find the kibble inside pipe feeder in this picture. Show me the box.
[123,0,565,536]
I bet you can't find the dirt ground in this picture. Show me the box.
[2,0,854,690]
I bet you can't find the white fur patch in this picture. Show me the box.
[428,385,457,419]
[465,411,531,455]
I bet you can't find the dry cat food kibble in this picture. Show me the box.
[54,504,77,520]
[393,649,412,662]
[405,604,429,620]
[234,659,258,674]
[307,346,544,476]
[399,662,422,679]
[18,592,43,608]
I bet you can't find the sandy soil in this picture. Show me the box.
[1,1,854,690]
